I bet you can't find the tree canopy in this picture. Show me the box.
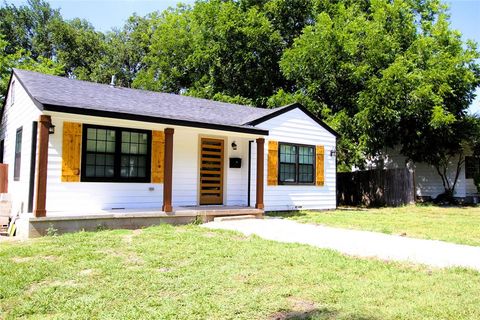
[1,0,479,197]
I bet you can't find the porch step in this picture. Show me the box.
[213,215,257,222]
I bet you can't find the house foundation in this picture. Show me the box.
[15,206,264,238]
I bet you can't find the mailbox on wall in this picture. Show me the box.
[229,158,242,168]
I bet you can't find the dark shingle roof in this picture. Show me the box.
[13,69,285,133]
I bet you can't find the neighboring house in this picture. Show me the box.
[0,69,338,236]
[367,149,477,201]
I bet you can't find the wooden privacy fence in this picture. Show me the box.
[337,168,415,207]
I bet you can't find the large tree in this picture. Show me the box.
[1,0,479,198]
[0,0,107,81]
[279,0,480,196]
[0,35,63,105]
[134,1,284,106]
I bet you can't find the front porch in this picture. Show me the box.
[16,206,264,238]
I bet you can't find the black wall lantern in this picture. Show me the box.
[231,141,237,150]
[48,124,55,135]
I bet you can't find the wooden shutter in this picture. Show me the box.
[61,122,82,182]
[267,140,278,186]
[151,130,165,183]
[316,145,325,186]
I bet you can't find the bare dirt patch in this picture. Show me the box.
[79,269,94,276]
[122,229,143,244]
[28,279,79,295]
[203,232,217,238]
[11,255,57,263]
[99,248,144,266]
[269,297,319,320]
[11,257,33,263]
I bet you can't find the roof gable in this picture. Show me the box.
[247,103,339,138]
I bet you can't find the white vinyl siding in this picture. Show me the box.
[0,75,42,214]
[43,112,254,214]
[252,108,337,211]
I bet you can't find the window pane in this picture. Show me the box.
[122,131,130,143]
[87,128,96,140]
[107,130,116,141]
[121,130,148,156]
[96,154,105,165]
[129,144,137,154]
[138,156,146,168]
[279,163,296,182]
[97,129,106,141]
[121,155,130,177]
[130,166,138,177]
[131,132,139,143]
[466,156,480,179]
[86,154,95,165]
[299,146,314,164]
[105,155,114,166]
[105,166,114,177]
[14,128,22,180]
[121,142,129,154]
[15,130,22,151]
[280,144,296,163]
[86,140,96,152]
[139,144,147,155]
[106,142,115,153]
[120,155,147,178]
[86,165,95,177]
[96,141,106,152]
[299,164,314,183]
[95,166,105,176]
[129,156,138,167]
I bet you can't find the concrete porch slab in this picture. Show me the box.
[16,206,263,238]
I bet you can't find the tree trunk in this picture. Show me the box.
[434,154,465,203]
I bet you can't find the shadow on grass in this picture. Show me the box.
[266,203,480,219]
[266,208,368,217]
[270,307,377,320]
[266,211,308,218]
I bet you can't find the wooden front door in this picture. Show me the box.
[199,138,224,205]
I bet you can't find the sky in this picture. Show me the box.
[5,0,480,112]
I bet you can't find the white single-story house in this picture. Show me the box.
[367,149,478,201]
[0,69,338,237]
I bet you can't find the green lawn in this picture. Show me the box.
[268,205,480,246]
[1,225,480,319]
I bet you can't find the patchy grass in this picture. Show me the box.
[268,205,480,246]
[1,225,480,319]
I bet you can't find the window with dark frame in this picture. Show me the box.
[81,125,151,182]
[14,127,22,181]
[279,143,315,184]
[465,156,480,179]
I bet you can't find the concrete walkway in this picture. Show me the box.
[204,218,480,271]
